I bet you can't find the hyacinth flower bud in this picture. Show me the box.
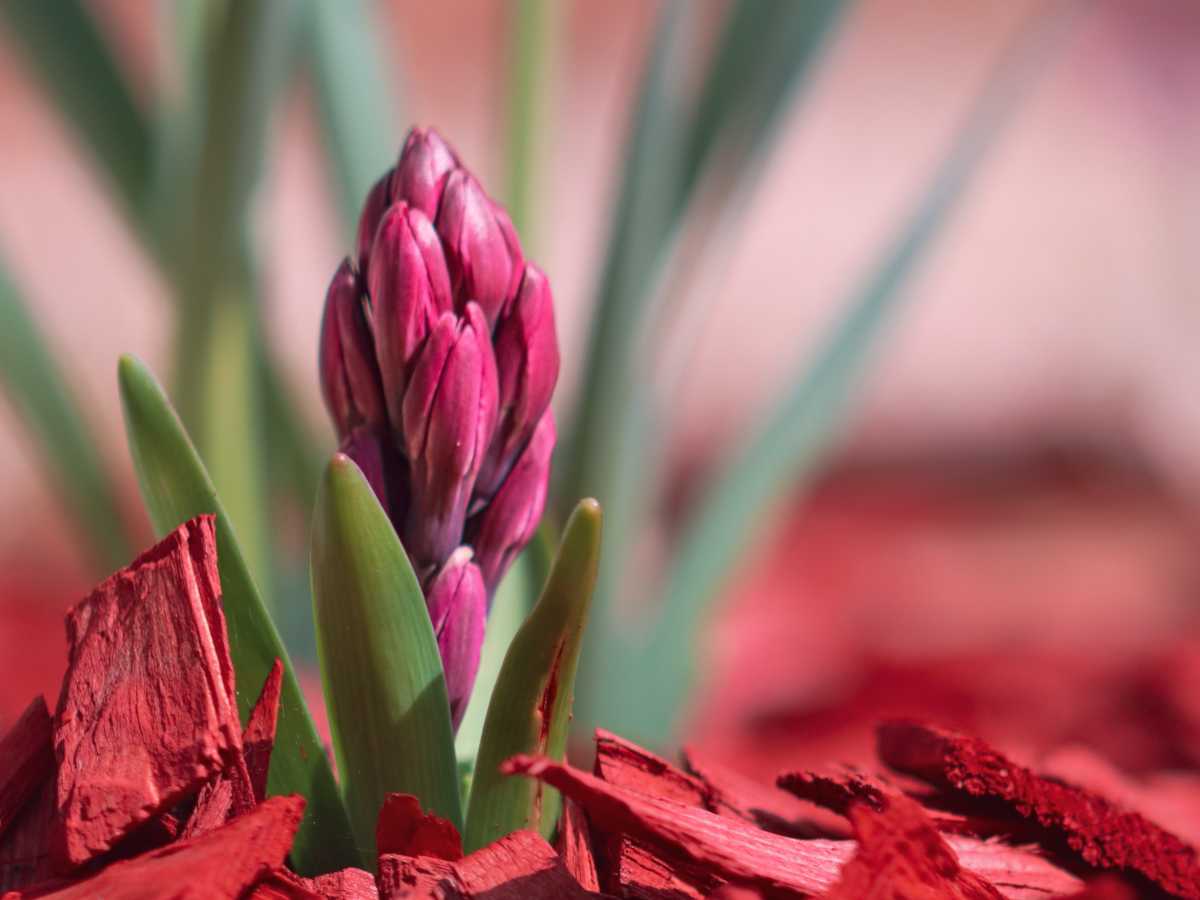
[392,127,458,221]
[402,303,499,567]
[424,547,486,730]
[318,259,386,442]
[369,203,453,426]
[476,264,560,500]
[469,410,555,596]
[435,170,521,327]
[494,206,526,302]
[354,170,394,281]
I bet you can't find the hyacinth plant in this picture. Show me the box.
[114,127,598,873]
[0,0,1081,891]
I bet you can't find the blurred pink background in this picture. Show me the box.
[2,1,1200,746]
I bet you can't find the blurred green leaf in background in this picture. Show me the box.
[0,0,1085,777]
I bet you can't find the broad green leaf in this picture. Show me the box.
[591,2,1084,745]
[0,0,152,234]
[305,0,399,240]
[117,355,358,874]
[311,454,462,859]
[463,499,602,852]
[0,263,131,573]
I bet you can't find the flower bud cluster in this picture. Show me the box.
[318,128,559,727]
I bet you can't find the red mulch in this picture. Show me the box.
[2,511,1199,897]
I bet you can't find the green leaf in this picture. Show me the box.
[0,0,152,233]
[311,454,462,860]
[590,1,1084,745]
[305,0,400,240]
[503,0,558,244]
[117,355,358,875]
[571,0,847,749]
[463,499,602,852]
[166,0,299,611]
[0,262,132,574]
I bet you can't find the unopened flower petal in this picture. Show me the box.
[369,203,453,429]
[393,127,459,220]
[469,410,555,595]
[424,547,486,731]
[318,259,386,441]
[476,264,560,499]
[435,170,519,327]
[354,170,394,282]
[402,304,499,566]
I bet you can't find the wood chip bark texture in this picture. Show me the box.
[879,720,1200,899]
[51,516,243,868]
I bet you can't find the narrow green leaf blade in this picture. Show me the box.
[0,0,152,230]
[117,355,358,874]
[599,2,1085,745]
[503,0,558,243]
[463,499,602,852]
[311,454,462,860]
[306,0,399,239]
[0,263,132,573]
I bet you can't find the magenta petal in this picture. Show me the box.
[424,547,487,731]
[354,169,394,281]
[403,304,499,566]
[477,264,560,499]
[339,426,390,516]
[318,259,386,440]
[436,170,515,327]
[393,127,459,220]
[469,410,555,596]
[370,203,453,428]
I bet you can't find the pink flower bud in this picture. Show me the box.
[339,426,390,516]
[475,264,560,499]
[435,170,520,327]
[402,304,499,566]
[318,259,386,441]
[368,203,453,430]
[424,546,486,730]
[393,127,459,220]
[469,410,555,595]
[354,169,394,282]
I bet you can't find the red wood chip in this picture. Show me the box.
[504,754,1081,900]
[683,748,847,838]
[0,699,53,846]
[51,516,243,868]
[247,868,323,900]
[557,797,599,892]
[878,720,1200,898]
[377,828,601,899]
[506,752,854,896]
[180,755,256,839]
[0,780,55,893]
[823,794,1003,899]
[776,766,890,817]
[376,794,463,861]
[595,730,710,807]
[605,836,715,899]
[246,866,378,900]
[307,867,379,899]
[245,659,285,804]
[32,794,305,899]
[1057,877,1137,899]
[706,888,763,900]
